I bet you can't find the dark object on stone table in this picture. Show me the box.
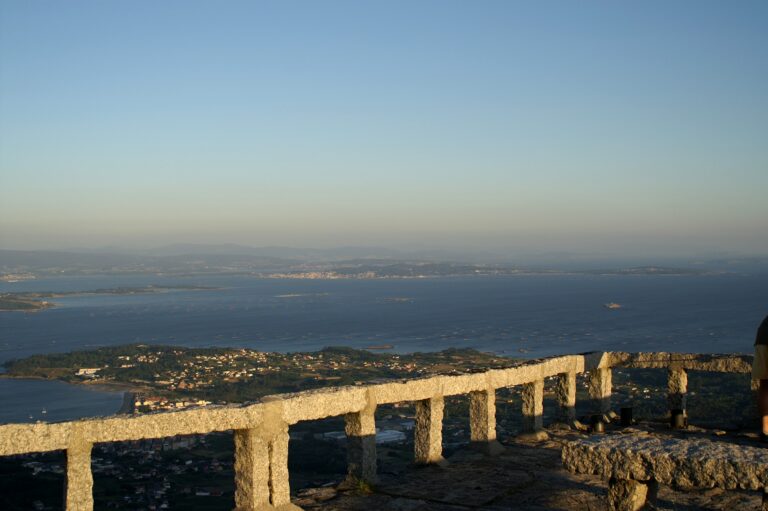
[620,407,633,427]
[590,414,605,433]
[670,409,687,429]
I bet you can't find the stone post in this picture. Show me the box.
[667,367,687,413]
[414,396,445,465]
[345,402,377,483]
[588,367,612,415]
[234,428,271,510]
[469,388,504,455]
[235,399,300,510]
[267,424,292,508]
[555,372,577,423]
[608,477,650,511]
[521,379,544,432]
[65,438,94,511]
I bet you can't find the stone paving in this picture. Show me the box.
[296,426,766,510]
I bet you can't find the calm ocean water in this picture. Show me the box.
[1,273,766,423]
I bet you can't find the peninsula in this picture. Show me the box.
[2,345,515,408]
[0,285,217,312]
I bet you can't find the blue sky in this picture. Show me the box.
[1,1,766,258]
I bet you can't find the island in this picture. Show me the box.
[0,295,53,312]
[0,285,218,312]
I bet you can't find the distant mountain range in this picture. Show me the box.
[0,248,293,275]
[0,245,766,277]
[55,243,467,261]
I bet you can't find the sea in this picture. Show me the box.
[1,273,766,424]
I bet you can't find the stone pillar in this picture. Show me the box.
[267,424,292,508]
[234,397,299,511]
[414,396,445,465]
[469,389,496,442]
[345,403,377,483]
[667,367,688,413]
[588,367,612,415]
[521,379,544,433]
[469,389,504,455]
[234,428,271,509]
[65,439,94,511]
[555,372,577,423]
[608,477,649,511]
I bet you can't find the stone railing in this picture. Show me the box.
[0,351,753,510]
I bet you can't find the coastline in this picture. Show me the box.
[0,373,147,395]
[81,380,149,394]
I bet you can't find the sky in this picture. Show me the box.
[1,1,767,260]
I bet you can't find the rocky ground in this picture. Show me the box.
[293,423,766,510]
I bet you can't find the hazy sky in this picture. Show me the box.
[1,1,767,258]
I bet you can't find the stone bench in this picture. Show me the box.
[562,435,768,511]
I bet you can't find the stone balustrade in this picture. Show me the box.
[0,351,753,510]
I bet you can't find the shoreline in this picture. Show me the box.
[0,307,52,313]
[0,374,147,395]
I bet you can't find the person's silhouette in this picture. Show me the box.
[752,315,768,440]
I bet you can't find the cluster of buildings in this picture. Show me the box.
[77,348,440,398]
[266,271,378,279]
[0,272,36,282]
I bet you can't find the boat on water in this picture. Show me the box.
[604,302,622,310]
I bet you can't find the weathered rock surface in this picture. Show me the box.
[609,352,753,373]
[563,434,768,491]
[608,477,651,511]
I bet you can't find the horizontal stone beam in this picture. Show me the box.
[273,387,369,424]
[609,352,753,373]
[0,422,71,455]
[0,403,266,456]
